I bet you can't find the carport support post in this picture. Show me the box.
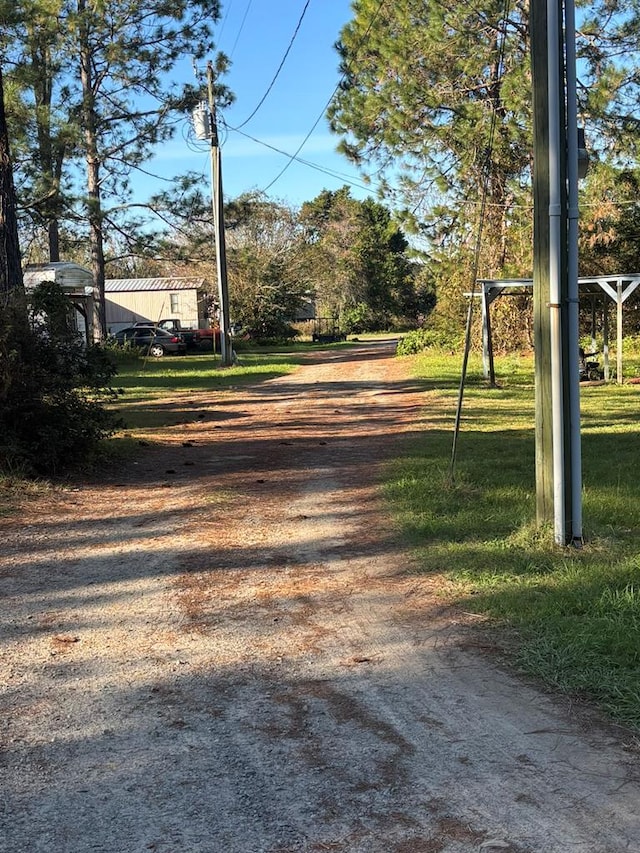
[617,281,623,384]
[481,284,496,386]
[603,302,610,381]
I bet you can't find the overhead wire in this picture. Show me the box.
[235,0,313,129]
[217,0,234,44]
[229,0,254,59]
[218,0,524,212]
[449,0,513,483]
[260,0,388,194]
[223,120,376,194]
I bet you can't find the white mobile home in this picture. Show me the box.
[105,277,211,333]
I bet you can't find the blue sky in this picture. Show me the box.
[145,0,374,209]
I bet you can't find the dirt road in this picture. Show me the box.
[1,339,639,853]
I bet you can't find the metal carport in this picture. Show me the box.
[478,274,640,385]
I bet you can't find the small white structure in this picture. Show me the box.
[23,262,100,343]
[105,277,211,333]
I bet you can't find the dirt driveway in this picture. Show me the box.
[1,339,639,853]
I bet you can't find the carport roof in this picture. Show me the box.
[105,277,206,292]
[477,273,640,297]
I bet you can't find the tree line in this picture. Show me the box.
[118,186,435,341]
[1,0,436,340]
[1,0,228,334]
[5,1,640,348]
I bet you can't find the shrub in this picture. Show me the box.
[341,302,370,334]
[101,337,144,365]
[0,282,121,477]
[396,327,463,355]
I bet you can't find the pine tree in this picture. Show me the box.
[3,0,228,335]
[329,0,640,267]
[329,0,531,240]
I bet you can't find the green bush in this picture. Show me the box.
[0,282,121,477]
[341,302,370,334]
[101,337,144,365]
[396,327,463,355]
[621,334,640,355]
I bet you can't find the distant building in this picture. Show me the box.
[295,294,317,322]
[23,262,100,343]
[105,277,212,333]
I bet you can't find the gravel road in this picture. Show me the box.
[1,339,639,853]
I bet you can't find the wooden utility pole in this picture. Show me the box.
[207,62,232,367]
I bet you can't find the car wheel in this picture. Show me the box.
[148,343,165,358]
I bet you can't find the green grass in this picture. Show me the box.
[109,349,305,429]
[388,348,640,727]
[114,349,305,390]
[109,340,365,430]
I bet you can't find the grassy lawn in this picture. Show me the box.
[109,339,364,430]
[114,348,307,392]
[109,348,306,430]
[387,349,640,727]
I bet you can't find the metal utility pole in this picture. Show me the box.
[531,0,554,528]
[531,0,583,546]
[206,62,232,367]
[564,0,583,547]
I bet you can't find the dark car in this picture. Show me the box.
[111,326,187,357]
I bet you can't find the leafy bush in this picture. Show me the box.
[249,334,298,347]
[621,334,640,355]
[341,302,370,334]
[0,282,121,476]
[396,326,463,355]
[101,337,144,365]
[242,322,300,346]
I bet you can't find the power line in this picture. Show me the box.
[217,0,234,44]
[229,0,254,59]
[257,0,518,196]
[450,0,513,482]
[260,0,388,194]
[224,122,375,194]
[236,0,312,130]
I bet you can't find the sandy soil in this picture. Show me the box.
[1,338,640,853]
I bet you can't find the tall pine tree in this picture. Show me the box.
[3,0,229,336]
[329,0,640,269]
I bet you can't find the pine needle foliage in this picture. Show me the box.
[0,282,120,476]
